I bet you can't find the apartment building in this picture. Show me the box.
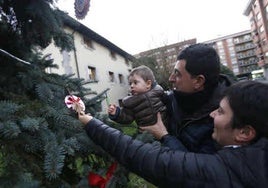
[43,15,135,112]
[135,39,197,70]
[244,0,268,79]
[204,30,259,79]
[136,33,259,80]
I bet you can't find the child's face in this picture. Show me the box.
[129,74,151,95]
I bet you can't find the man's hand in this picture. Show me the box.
[140,113,169,140]
[108,104,117,115]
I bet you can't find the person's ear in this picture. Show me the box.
[146,80,152,89]
[235,125,256,143]
[194,75,205,90]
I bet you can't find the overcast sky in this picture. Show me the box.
[57,0,251,55]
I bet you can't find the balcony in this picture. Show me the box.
[235,44,256,52]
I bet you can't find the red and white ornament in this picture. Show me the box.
[64,95,85,112]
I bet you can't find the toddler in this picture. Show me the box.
[108,65,167,127]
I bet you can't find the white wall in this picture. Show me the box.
[43,27,133,113]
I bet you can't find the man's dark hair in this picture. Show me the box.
[177,43,220,89]
[225,81,268,138]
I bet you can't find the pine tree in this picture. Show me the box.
[0,1,128,187]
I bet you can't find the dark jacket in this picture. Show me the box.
[162,75,232,153]
[109,84,167,126]
[85,118,268,188]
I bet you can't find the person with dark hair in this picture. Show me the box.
[77,81,268,187]
[212,80,268,143]
[148,43,232,153]
[108,65,167,127]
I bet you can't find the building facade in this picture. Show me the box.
[43,15,135,112]
[244,0,268,79]
[204,30,259,79]
[135,39,197,70]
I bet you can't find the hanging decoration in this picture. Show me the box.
[88,162,118,188]
[74,0,90,20]
[64,95,85,112]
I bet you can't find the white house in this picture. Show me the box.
[43,15,135,112]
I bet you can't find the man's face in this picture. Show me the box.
[169,60,198,93]
[210,97,239,146]
[129,74,151,95]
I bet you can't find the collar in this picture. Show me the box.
[174,87,213,114]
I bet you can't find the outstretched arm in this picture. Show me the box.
[77,112,223,187]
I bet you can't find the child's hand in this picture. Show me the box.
[108,104,117,115]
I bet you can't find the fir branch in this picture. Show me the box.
[0,121,21,139]
[44,142,66,180]
[15,173,40,187]
[0,48,31,66]
[35,82,53,103]
[61,137,79,156]
[20,117,41,132]
[0,100,22,120]
[23,134,44,153]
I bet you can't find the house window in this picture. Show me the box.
[259,25,264,33]
[124,58,129,65]
[83,36,94,49]
[110,51,116,59]
[254,1,257,8]
[118,74,124,84]
[109,71,115,82]
[256,12,261,21]
[88,66,96,81]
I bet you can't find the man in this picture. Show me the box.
[150,43,232,153]
[78,81,268,187]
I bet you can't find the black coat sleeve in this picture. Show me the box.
[84,118,230,187]
[160,134,188,151]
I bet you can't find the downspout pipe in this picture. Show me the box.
[72,31,80,79]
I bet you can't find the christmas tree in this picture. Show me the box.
[0,1,128,187]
